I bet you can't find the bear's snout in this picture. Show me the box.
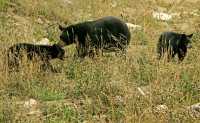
[60,35,64,41]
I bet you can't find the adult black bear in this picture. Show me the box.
[59,16,131,58]
[157,32,193,61]
[7,43,65,71]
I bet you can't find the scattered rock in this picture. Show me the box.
[36,18,43,24]
[188,103,200,118]
[126,23,142,32]
[111,1,117,8]
[153,104,169,119]
[63,0,72,4]
[16,98,42,118]
[23,98,38,109]
[154,105,169,114]
[152,11,182,21]
[152,11,172,21]
[114,95,124,106]
[34,38,52,45]
[190,10,200,17]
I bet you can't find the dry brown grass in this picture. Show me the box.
[0,0,200,122]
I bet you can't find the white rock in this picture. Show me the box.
[153,105,169,117]
[111,1,117,7]
[23,98,38,109]
[37,18,43,24]
[188,103,200,118]
[153,104,169,118]
[191,10,200,17]
[34,38,52,45]
[155,105,169,112]
[63,0,72,4]
[114,95,124,104]
[126,23,142,32]
[153,11,172,21]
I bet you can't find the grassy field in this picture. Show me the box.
[1,0,200,122]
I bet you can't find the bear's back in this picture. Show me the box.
[8,43,54,57]
[160,32,181,42]
[93,16,130,40]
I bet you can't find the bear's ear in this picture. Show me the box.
[59,25,65,31]
[52,44,59,49]
[52,44,57,48]
[181,34,187,39]
[187,33,193,38]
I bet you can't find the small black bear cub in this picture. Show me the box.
[157,32,193,61]
[59,16,131,58]
[7,43,65,71]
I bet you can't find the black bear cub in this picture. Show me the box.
[157,32,193,61]
[7,43,65,71]
[59,16,131,58]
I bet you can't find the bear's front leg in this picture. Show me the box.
[178,50,186,62]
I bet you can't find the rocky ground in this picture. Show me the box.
[1,0,200,122]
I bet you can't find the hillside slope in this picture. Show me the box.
[0,0,200,122]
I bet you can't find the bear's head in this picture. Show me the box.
[59,25,76,46]
[181,33,193,49]
[52,44,65,60]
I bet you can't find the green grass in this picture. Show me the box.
[0,0,8,11]
[0,0,200,122]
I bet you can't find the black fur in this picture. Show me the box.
[7,43,65,71]
[59,16,131,58]
[157,32,193,61]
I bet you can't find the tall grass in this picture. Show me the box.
[0,0,200,122]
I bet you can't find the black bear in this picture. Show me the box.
[7,43,65,71]
[59,16,131,58]
[157,31,193,61]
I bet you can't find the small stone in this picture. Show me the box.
[126,23,142,32]
[34,38,52,45]
[152,11,172,21]
[155,105,169,113]
[111,1,117,8]
[188,103,200,118]
[153,104,169,119]
[114,95,124,104]
[23,98,38,109]
[37,18,43,24]
[63,0,72,5]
